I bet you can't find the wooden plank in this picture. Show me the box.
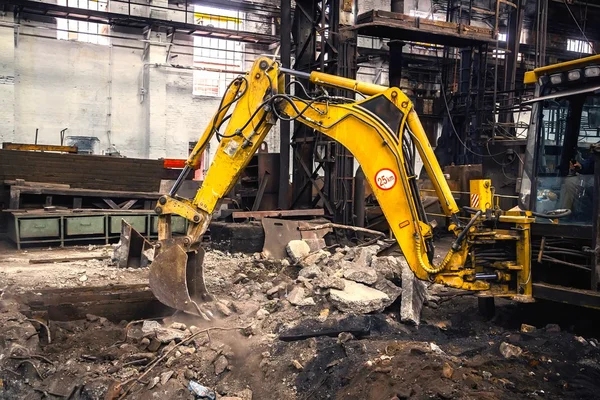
[4,180,71,189]
[232,209,325,220]
[103,198,121,210]
[0,149,172,193]
[120,199,138,210]
[9,188,20,209]
[11,186,162,199]
[2,143,78,153]
[29,255,111,264]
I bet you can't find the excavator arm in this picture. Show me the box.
[149,57,530,315]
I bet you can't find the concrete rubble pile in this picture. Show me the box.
[280,240,432,324]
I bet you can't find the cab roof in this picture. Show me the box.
[524,54,600,84]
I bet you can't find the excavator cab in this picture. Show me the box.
[520,56,600,225]
[518,55,600,303]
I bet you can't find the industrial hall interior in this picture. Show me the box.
[2,0,600,398]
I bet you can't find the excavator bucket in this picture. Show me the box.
[149,240,212,316]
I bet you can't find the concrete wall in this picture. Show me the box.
[0,11,279,164]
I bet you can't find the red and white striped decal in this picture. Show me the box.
[470,194,480,208]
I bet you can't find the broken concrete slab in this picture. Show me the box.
[499,342,523,359]
[287,286,315,306]
[342,262,378,285]
[298,265,321,279]
[299,250,329,268]
[286,240,311,263]
[371,256,401,280]
[351,245,380,268]
[153,326,188,343]
[214,355,229,374]
[373,279,402,307]
[314,274,346,290]
[329,279,390,314]
[399,259,427,325]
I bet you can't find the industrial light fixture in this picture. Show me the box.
[567,69,581,81]
[584,66,600,78]
[549,73,563,85]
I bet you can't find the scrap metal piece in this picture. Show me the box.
[262,218,332,259]
[262,218,302,259]
[113,220,154,268]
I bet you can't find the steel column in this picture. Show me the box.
[278,0,292,210]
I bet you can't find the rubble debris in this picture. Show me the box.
[545,323,561,332]
[351,245,380,268]
[314,274,346,290]
[330,279,390,314]
[256,309,270,320]
[399,259,427,325]
[291,359,304,371]
[499,342,523,359]
[442,362,454,379]
[147,338,161,352]
[160,370,174,385]
[188,381,216,400]
[337,332,355,343]
[216,302,233,317]
[286,287,315,306]
[169,322,187,330]
[298,265,321,279]
[521,323,536,333]
[575,336,588,345]
[299,250,329,267]
[148,376,160,389]
[371,256,401,280]
[342,262,378,285]
[214,355,229,375]
[286,240,311,263]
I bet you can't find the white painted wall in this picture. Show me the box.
[0,10,279,163]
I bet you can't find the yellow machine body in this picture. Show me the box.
[148,57,534,315]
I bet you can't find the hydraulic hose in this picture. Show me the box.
[530,209,572,219]
[416,236,455,274]
[416,210,482,275]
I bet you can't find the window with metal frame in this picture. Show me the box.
[192,6,245,97]
[56,0,110,45]
[567,39,593,54]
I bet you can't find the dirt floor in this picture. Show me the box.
[1,239,600,400]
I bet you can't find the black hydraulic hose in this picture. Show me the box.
[530,209,572,219]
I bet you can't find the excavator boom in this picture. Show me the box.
[146,57,533,316]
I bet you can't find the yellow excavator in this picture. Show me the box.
[148,56,543,317]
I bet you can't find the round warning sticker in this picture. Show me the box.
[375,168,397,191]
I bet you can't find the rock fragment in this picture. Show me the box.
[214,355,229,375]
[160,370,174,385]
[287,286,316,306]
[169,322,186,330]
[520,323,536,333]
[298,265,321,279]
[314,274,345,290]
[329,279,390,314]
[216,302,233,317]
[370,256,401,280]
[499,342,523,359]
[286,240,311,263]
[342,262,378,285]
